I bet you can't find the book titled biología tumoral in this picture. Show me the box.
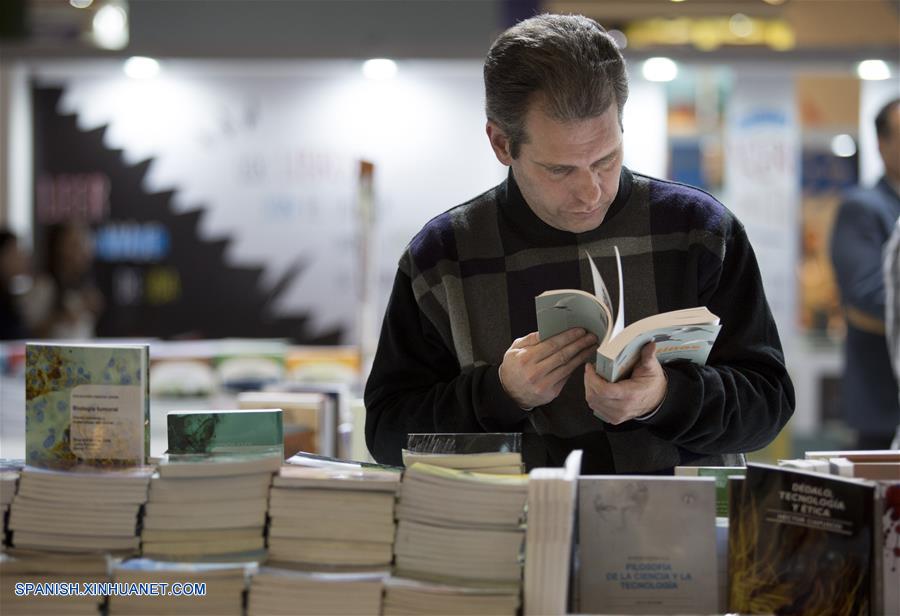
[25,342,149,468]
[535,247,720,382]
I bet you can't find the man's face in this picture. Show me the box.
[487,101,623,233]
[879,105,900,183]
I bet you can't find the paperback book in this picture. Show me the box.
[166,409,283,456]
[403,432,524,474]
[247,567,387,616]
[576,475,718,614]
[25,342,150,468]
[523,449,582,616]
[728,463,876,615]
[536,248,720,382]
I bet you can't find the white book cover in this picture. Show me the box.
[577,475,717,614]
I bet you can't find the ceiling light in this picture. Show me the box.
[124,56,160,80]
[362,59,398,81]
[729,13,754,38]
[70,0,94,8]
[92,2,129,50]
[642,57,678,82]
[857,60,891,81]
[830,134,857,158]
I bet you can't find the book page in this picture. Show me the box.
[586,248,624,337]
[586,251,612,316]
[611,246,625,338]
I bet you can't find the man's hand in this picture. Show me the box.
[499,328,598,409]
[584,342,668,424]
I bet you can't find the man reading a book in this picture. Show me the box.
[365,14,795,473]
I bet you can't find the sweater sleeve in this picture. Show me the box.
[831,197,887,320]
[642,224,795,454]
[363,269,529,466]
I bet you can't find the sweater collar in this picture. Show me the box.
[499,166,634,243]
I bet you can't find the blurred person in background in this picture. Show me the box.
[0,229,31,340]
[22,222,104,340]
[831,97,900,450]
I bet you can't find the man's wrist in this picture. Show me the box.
[497,364,534,411]
[634,370,668,422]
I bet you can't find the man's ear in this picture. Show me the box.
[486,121,513,166]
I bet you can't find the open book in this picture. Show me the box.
[535,247,720,382]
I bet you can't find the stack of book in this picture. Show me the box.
[805,449,900,481]
[400,450,524,475]
[247,567,387,615]
[383,576,521,616]
[392,463,527,614]
[0,463,19,547]
[141,454,281,561]
[402,433,524,475]
[523,450,582,616]
[108,558,254,616]
[0,548,110,615]
[267,464,400,567]
[9,466,152,553]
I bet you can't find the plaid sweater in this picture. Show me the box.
[365,168,794,473]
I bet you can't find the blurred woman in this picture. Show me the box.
[23,222,104,339]
[0,229,31,340]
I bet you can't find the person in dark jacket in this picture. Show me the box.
[365,14,794,473]
[831,98,900,449]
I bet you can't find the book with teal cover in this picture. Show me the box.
[25,343,149,468]
[166,409,284,455]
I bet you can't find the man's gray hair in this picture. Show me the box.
[484,14,628,159]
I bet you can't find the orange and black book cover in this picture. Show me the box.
[728,463,875,615]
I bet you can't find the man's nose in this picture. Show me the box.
[572,169,602,206]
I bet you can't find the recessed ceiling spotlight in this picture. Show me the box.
[830,134,857,158]
[92,2,129,50]
[362,59,398,81]
[642,57,678,82]
[70,0,94,8]
[124,56,160,80]
[729,13,754,38]
[857,59,891,81]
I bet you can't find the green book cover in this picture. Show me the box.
[675,466,746,517]
[167,409,284,455]
[25,343,149,468]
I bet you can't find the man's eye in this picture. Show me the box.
[550,167,570,176]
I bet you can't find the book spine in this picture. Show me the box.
[594,354,614,382]
[143,346,150,465]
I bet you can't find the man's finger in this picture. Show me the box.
[510,331,542,349]
[539,331,597,370]
[546,343,597,381]
[534,328,588,360]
